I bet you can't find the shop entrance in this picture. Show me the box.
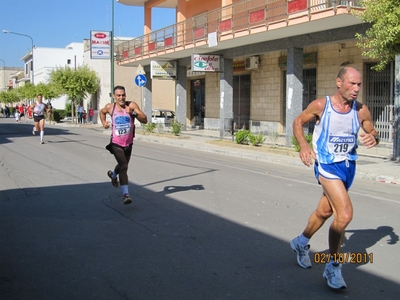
[233,74,251,130]
[191,79,205,126]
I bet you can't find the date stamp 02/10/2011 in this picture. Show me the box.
[314,252,373,264]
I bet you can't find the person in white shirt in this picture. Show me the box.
[30,94,48,144]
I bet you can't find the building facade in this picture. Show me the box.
[115,0,395,145]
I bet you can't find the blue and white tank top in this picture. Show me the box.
[312,96,360,164]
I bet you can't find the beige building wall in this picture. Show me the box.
[114,66,175,112]
[316,40,364,102]
[205,72,220,119]
[181,39,366,132]
[251,52,281,122]
[152,80,175,111]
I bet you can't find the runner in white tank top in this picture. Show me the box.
[30,94,48,144]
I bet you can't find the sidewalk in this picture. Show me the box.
[53,121,400,185]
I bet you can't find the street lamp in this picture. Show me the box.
[2,29,34,85]
[0,59,5,91]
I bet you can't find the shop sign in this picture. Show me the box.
[191,54,220,72]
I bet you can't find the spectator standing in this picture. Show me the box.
[47,104,53,124]
[88,107,94,124]
[77,103,84,124]
[14,106,20,122]
[19,104,26,123]
[4,106,10,118]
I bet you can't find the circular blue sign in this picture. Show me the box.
[135,74,147,87]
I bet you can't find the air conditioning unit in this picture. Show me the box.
[245,56,259,70]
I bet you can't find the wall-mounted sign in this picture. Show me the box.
[187,70,205,77]
[150,61,177,79]
[90,31,111,59]
[191,54,220,72]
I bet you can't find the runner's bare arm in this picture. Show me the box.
[358,103,379,148]
[293,99,325,166]
[128,102,147,124]
[99,103,112,129]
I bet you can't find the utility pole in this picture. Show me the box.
[394,55,400,161]
[110,0,115,102]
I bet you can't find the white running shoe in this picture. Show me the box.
[290,236,312,268]
[32,127,36,135]
[323,263,347,289]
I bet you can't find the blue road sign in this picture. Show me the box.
[135,74,147,87]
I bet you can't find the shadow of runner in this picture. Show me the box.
[1,181,399,300]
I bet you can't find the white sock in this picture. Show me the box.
[121,185,128,195]
[111,171,117,179]
[40,130,44,141]
[298,234,310,247]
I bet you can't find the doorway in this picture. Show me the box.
[365,62,394,142]
[191,79,205,126]
[233,74,251,130]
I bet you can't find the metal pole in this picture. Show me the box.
[393,55,400,161]
[0,59,5,91]
[110,0,115,102]
[2,30,34,85]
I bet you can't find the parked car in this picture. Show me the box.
[151,109,175,125]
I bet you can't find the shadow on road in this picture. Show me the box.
[0,122,77,145]
[1,179,399,300]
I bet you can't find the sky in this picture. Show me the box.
[0,0,175,67]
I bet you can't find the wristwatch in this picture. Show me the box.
[374,135,380,144]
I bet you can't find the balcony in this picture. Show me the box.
[116,0,365,66]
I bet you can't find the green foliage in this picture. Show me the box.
[156,123,164,133]
[248,133,266,146]
[49,65,100,103]
[268,131,280,145]
[171,120,183,136]
[235,130,250,145]
[0,90,19,103]
[16,83,36,100]
[65,102,72,115]
[292,134,313,152]
[355,0,400,71]
[35,82,61,102]
[145,122,157,133]
[53,109,68,122]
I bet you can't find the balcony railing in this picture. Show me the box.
[115,0,363,64]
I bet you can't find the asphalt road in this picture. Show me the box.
[1,119,399,300]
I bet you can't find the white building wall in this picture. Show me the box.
[33,43,84,109]
[83,45,111,124]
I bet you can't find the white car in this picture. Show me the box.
[151,109,175,125]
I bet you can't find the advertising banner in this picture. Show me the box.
[90,31,111,59]
[150,61,177,79]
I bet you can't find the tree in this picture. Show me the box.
[35,82,61,104]
[16,83,36,102]
[355,0,400,71]
[0,89,19,104]
[49,65,100,123]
